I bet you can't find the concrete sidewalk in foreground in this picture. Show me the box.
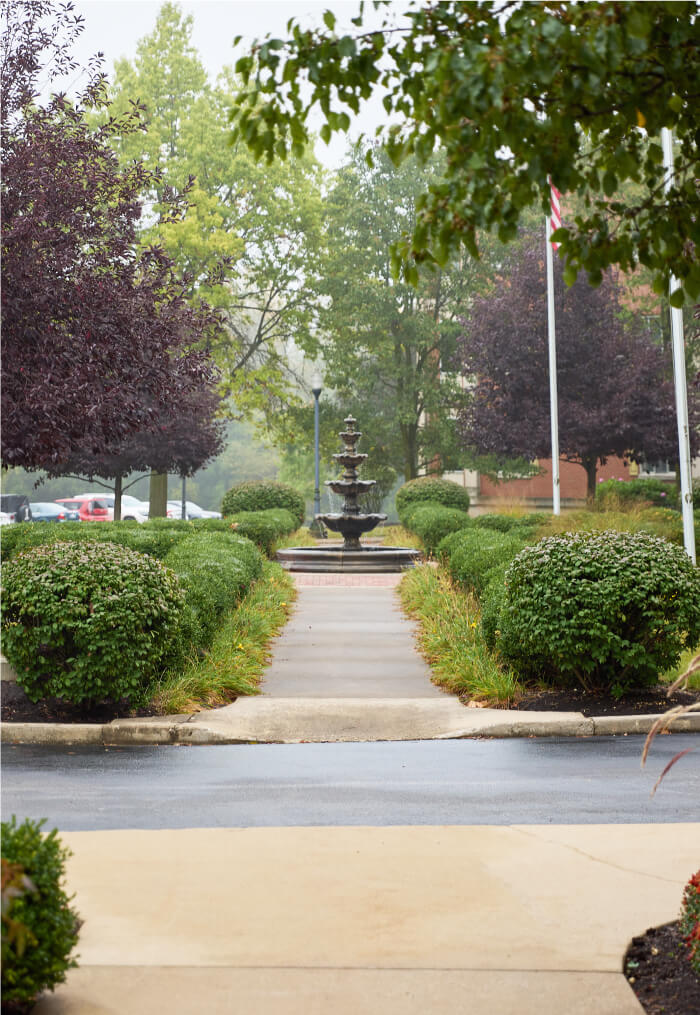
[33,822,700,1014]
[4,696,700,745]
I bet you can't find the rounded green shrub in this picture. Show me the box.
[595,477,674,509]
[438,527,527,597]
[164,532,263,648]
[680,869,700,976]
[222,481,305,527]
[402,502,473,554]
[1,541,186,705]
[396,477,470,524]
[474,513,521,533]
[1,817,80,1007]
[497,530,700,694]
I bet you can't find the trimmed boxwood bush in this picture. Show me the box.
[1,817,80,1007]
[222,481,305,527]
[1,541,186,705]
[402,502,473,554]
[496,530,700,694]
[595,477,674,509]
[437,527,527,597]
[164,532,263,648]
[479,562,511,651]
[474,513,543,534]
[228,508,298,556]
[396,477,470,524]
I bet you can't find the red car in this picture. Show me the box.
[55,496,113,522]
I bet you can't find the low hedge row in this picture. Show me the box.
[0,507,299,563]
[164,532,263,649]
[227,508,298,556]
[400,501,474,555]
[437,527,529,597]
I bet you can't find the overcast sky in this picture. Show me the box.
[61,0,391,166]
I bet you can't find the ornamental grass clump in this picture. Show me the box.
[1,541,186,705]
[497,530,700,694]
[222,481,306,527]
[395,476,470,525]
[1,817,80,1008]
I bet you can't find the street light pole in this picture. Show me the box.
[311,371,323,533]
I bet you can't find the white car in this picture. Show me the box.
[166,500,222,520]
[79,492,149,523]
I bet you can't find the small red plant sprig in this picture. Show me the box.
[680,870,700,976]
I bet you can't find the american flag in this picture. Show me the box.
[549,179,562,250]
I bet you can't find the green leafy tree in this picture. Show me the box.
[300,145,478,480]
[106,2,326,422]
[230,1,700,306]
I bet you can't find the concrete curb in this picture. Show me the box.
[3,706,699,746]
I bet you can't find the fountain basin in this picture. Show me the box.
[275,544,423,573]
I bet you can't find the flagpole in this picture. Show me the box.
[661,127,695,563]
[546,212,561,515]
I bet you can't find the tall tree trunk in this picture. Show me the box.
[114,474,123,521]
[149,471,168,518]
[582,457,598,503]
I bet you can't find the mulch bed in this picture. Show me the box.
[4,680,699,724]
[1,682,158,723]
[463,684,700,717]
[624,920,700,1015]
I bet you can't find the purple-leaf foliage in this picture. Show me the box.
[1,0,225,477]
[455,237,698,498]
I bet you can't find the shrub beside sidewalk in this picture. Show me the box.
[1,817,80,1010]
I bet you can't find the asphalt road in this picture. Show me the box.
[3,735,699,830]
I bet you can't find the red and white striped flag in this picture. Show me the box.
[549,178,562,250]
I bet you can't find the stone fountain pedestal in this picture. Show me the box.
[275,415,422,574]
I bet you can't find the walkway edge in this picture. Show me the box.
[3,707,699,745]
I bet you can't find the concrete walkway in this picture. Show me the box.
[33,822,700,1014]
[260,585,442,698]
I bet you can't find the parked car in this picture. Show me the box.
[78,492,148,523]
[166,500,222,520]
[29,502,81,523]
[55,496,112,522]
[0,511,15,525]
[0,494,32,522]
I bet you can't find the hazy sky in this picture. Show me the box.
[61,0,390,166]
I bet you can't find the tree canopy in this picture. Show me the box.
[1,0,225,485]
[455,236,698,498]
[104,2,326,425]
[230,1,700,306]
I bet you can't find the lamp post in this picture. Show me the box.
[311,370,323,534]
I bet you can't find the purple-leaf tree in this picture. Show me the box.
[455,238,697,499]
[1,1,226,494]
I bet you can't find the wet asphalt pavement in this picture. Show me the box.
[3,734,699,830]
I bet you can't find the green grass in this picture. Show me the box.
[273,526,314,550]
[663,647,700,691]
[151,561,296,714]
[375,524,423,550]
[398,564,520,705]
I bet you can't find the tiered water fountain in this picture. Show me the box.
[276,416,422,573]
